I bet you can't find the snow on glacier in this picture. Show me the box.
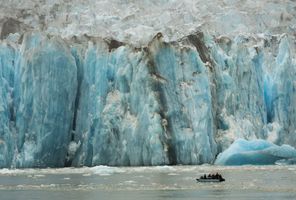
[215,139,296,165]
[1,0,296,45]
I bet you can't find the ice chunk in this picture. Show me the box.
[67,141,81,159]
[89,165,124,175]
[275,158,296,165]
[215,139,296,165]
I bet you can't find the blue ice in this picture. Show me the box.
[215,139,296,165]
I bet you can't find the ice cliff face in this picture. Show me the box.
[0,30,295,167]
[0,42,14,167]
[0,0,296,168]
[71,33,216,166]
[1,33,78,167]
[14,33,77,167]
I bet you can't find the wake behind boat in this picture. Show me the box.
[196,173,225,182]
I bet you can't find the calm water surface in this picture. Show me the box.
[0,165,295,200]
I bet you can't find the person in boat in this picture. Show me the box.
[207,173,219,179]
[216,173,219,179]
[200,173,224,180]
[197,173,225,182]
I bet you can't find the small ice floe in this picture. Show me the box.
[90,165,124,176]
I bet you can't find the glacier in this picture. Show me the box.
[0,0,296,168]
[0,31,295,167]
[1,0,296,45]
[71,34,216,166]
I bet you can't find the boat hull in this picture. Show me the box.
[196,178,225,182]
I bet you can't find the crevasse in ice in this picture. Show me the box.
[0,31,295,167]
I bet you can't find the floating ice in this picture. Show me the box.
[275,158,296,165]
[215,139,296,165]
[89,165,124,175]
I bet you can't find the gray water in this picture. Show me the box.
[0,165,295,200]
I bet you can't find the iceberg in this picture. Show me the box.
[215,139,296,165]
[275,158,296,165]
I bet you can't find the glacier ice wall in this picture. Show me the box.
[13,33,77,167]
[269,37,296,145]
[71,41,173,166]
[0,31,295,167]
[0,43,15,167]
[71,35,216,166]
[209,35,268,151]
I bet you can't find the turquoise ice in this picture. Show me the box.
[215,139,296,165]
[0,32,295,167]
